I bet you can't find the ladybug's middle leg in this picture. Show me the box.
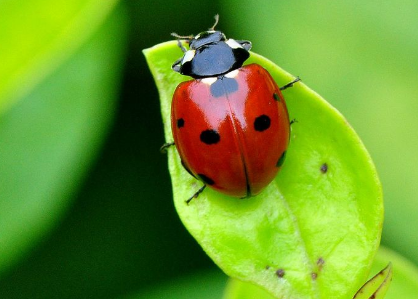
[280,77,301,126]
[280,77,301,91]
[160,142,175,153]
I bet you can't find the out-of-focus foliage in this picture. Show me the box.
[0,0,119,114]
[0,0,417,298]
[0,0,125,276]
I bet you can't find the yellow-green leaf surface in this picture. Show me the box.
[144,41,383,299]
[0,6,127,275]
[0,0,119,115]
[224,246,418,299]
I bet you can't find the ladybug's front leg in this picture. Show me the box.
[171,33,193,52]
[186,185,206,205]
[280,77,301,91]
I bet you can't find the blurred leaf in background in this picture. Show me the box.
[0,0,123,277]
[0,0,120,114]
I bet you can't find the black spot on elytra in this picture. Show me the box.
[320,163,328,173]
[210,77,238,97]
[198,174,215,185]
[276,151,287,167]
[273,93,280,101]
[254,115,271,131]
[177,118,184,128]
[200,129,220,144]
[276,269,285,278]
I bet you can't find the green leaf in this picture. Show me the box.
[353,263,392,299]
[224,246,418,299]
[143,41,383,299]
[224,264,394,299]
[0,0,120,115]
[0,7,127,275]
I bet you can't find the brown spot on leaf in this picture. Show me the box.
[276,269,285,278]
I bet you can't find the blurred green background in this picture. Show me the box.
[0,0,417,298]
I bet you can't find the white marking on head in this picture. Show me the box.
[225,69,239,78]
[182,50,196,64]
[225,39,243,49]
[201,77,218,85]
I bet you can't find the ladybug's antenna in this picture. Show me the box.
[171,32,194,40]
[209,14,219,31]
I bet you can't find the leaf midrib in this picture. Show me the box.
[275,180,320,299]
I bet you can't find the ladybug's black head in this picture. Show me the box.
[172,15,252,79]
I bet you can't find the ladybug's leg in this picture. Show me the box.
[186,185,206,205]
[160,142,175,153]
[290,119,298,126]
[280,77,301,91]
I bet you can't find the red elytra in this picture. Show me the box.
[171,64,290,198]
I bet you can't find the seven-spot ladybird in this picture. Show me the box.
[167,15,299,203]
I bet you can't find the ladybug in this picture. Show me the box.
[166,15,299,203]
